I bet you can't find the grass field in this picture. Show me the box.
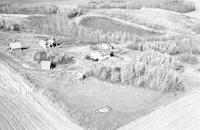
[80,16,159,36]
[0,0,195,13]
[82,0,195,13]
[0,0,78,4]
[0,0,200,130]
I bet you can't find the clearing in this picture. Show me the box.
[0,0,200,130]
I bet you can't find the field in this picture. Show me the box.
[0,0,200,130]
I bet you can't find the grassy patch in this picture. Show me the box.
[81,0,195,13]
[97,10,167,32]
[80,16,159,36]
[177,53,199,65]
[126,0,195,13]
[136,37,200,55]
[0,3,58,14]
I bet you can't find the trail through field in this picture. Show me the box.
[0,52,82,130]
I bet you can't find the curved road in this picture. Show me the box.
[0,52,82,130]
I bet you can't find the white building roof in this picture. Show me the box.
[9,42,22,50]
[40,61,51,70]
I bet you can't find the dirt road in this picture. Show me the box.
[0,52,82,130]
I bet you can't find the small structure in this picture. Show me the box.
[39,37,61,49]
[86,51,112,61]
[47,37,55,47]
[74,72,87,81]
[39,40,48,49]
[9,42,22,50]
[9,42,29,50]
[100,43,113,50]
[40,61,51,70]
[96,106,112,113]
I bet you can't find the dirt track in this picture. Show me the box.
[0,52,82,130]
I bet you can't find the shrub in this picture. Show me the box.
[177,53,199,65]
[138,40,178,55]
[135,50,181,71]
[33,50,74,66]
[137,38,199,55]
[33,50,49,62]
[81,0,126,9]
[136,66,184,92]
[57,8,85,19]
[159,0,195,13]
[0,18,23,31]
[133,50,184,92]
[90,50,183,92]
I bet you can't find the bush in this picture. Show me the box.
[177,53,199,65]
[138,40,178,55]
[137,38,198,55]
[33,50,74,66]
[57,8,85,19]
[81,0,126,9]
[136,66,184,92]
[0,18,23,31]
[90,50,183,92]
[33,50,49,62]
[133,51,184,92]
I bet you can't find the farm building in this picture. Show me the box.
[8,42,29,50]
[9,42,22,50]
[40,61,51,70]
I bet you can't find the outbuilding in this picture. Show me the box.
[40,61,51,70]
[9,42,22,50]
[9,42,29,50]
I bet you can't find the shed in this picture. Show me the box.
[9,42,29,50]
[39,40,47,49]
[9,42,22,50]
[40,61,51,70]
